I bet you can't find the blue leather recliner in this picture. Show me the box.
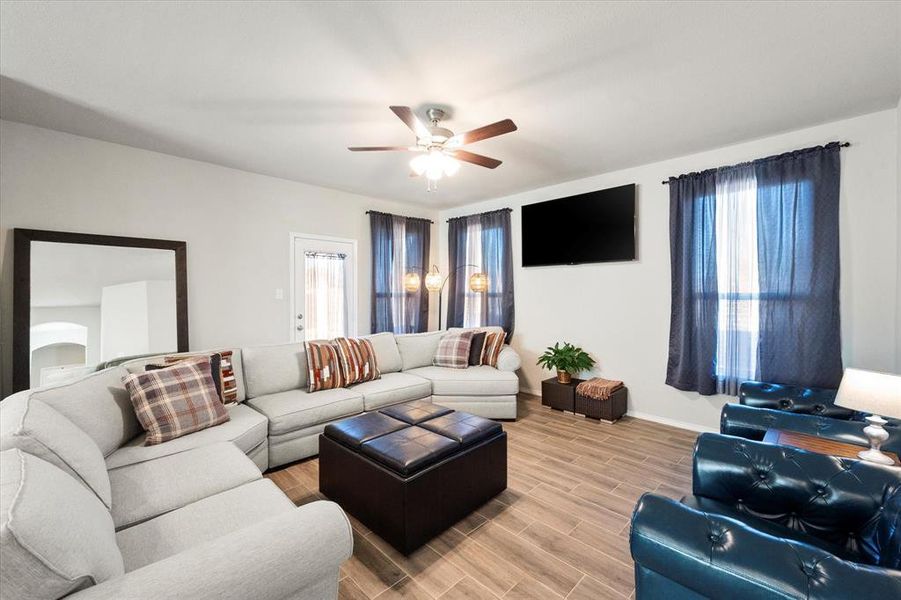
[721,380,901,454]
[630,433,901,599]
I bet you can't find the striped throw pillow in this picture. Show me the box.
[433,330,474,369]
[334,337,380,385]
[480,331,507,367]
[306,340,346,392]
[123,357,230,446]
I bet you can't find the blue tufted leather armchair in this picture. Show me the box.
[630,433,901,599]
[721,381,901,454]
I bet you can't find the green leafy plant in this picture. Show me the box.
[536,342,595,374]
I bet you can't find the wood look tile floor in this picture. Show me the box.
[265,394,698,599]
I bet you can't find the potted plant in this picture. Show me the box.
[536,342,595,384]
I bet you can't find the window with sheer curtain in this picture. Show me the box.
[666,143,843,396]
[304,251,346,340]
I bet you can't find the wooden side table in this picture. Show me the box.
[541,377,582,412]
[763,429,901,467]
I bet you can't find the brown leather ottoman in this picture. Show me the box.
[319,400,507,554]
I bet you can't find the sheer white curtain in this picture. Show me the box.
[304,252,346,340]
[462,218,483,328]
[714,165,759,395]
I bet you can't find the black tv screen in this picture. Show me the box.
[521,183,636,267]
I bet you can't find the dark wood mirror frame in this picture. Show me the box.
[13,228,188,392]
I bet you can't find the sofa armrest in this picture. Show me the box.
[720,403,901,454]
[631,493,901,599]
[495,345,521,372]
[70,500,352,600]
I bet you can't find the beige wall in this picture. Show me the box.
[0,120,439,397]
[440,109,900,431]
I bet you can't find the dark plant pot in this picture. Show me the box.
[556,370,572,384]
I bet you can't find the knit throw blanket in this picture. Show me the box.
[576,377,624,401]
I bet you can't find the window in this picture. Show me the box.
[304,252,347,340]
[714,167,759,393]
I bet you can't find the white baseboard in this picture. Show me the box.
[625,410,717,434]
[519,387,717,433]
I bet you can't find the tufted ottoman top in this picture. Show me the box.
[323,400,503,477]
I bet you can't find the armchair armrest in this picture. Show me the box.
[495,345,521,372]
[70,500,352,600]
[720,403,901,454]
[631,493,901,599]
[692,433,901,557]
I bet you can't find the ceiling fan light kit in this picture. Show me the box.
[349,106,517,191]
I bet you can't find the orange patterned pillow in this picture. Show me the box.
[334,337,380,385]
[480,331,507,367]
[305,340,345,392]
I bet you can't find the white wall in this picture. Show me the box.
[30,305,101,365]
[896,98,901,373]
[440,109,900,431]
[0,120,439,396]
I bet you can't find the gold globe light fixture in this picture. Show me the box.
[424,266,443,292]
[469,272,489,293]
[401,264,490,328]
[403,271,421,292]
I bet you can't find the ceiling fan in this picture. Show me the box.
[349,106,517,191]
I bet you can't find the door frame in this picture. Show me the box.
[288,232,358,341]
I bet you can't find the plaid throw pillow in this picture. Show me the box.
[306,340,345,392]
[153,350,239,404]
[433,330,474,369]
[480,331,507,367]
[123,357,230,446]
[334,337,380,385]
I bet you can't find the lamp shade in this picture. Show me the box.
[403,272,421,292]
[834,368,901,418]
[469,272,489,293]
[424,267,443,292]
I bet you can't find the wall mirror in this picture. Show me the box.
[13,229,188,392]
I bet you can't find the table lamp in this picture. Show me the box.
[834,368,901,465]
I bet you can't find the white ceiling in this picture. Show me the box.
[1,1,899,208]
[30,242,175,307]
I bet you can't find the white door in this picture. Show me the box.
[291,234,357,342]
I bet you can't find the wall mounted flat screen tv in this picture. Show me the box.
[521,183,636,267]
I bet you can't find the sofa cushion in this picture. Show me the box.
[247,388,364,436]
[0,394,112,509]
[109,442,262,530]
[115,479,295,572]
[105,403,267,470]
[241,343,307,398]
[395,331,444,371]
[120,348,247,403]
[363,332,403,373]
[0,449,124,598]
[349,372,432,410]
[31,366,142,457]
[123,357,230,446]
[405,366,519,396]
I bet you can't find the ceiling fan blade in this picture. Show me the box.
[348,146,416,152]
[450,150,502,169]
[389,106,431,140]
[447,119,517,147]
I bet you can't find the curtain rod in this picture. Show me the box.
[446,207,513,223]
[660,141,850,185]
[365,210,434,224]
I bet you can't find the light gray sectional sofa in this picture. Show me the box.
[0,328,520,599]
